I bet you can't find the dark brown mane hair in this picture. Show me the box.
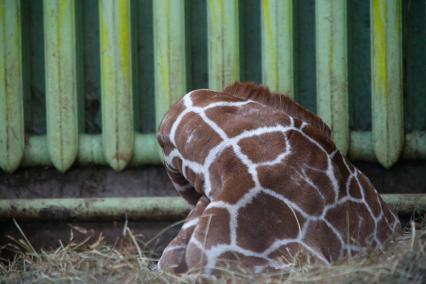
[223,82,332,138]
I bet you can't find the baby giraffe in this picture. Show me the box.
[157,82,400,274]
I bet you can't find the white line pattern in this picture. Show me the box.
[157,88,401,274]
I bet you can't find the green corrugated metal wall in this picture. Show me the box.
[1,0,425,173]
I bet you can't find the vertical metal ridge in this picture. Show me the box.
[0,0,24,172]
[99,0,134,171]
[316,0,349,154]
[261,0,294,98]
[44,0,78,172]
[153,0,187,129]
[207,0,239,91]
[371,0,403,168]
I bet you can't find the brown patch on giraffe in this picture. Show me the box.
[171,156,183,173]
[209,147,255,203]
[257,164,325,216]
[184,167,197,186]
[236,192,303,253]
[298,123,337,155]
[237,131,287,164]
[358,174,381,217]
[166,167,187,186]
[331,152,353,200]
[287,131,329,170]
[186,241,207,273]
[188,196,210,218]
[158,247,188,274]
[324,201,375,247]
[191,173,205,195]
[332,152,352,179]
[205,103,292,137]
[376,216,394,243]
[192,207,231,250]
[348,176,363,199]
[382,202,400,231]
[302,166,337,205]
[303,220,342,262]
[174,112,223,164]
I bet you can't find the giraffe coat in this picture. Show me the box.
[157,83,400,274]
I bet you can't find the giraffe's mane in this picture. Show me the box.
[223,82,332,138]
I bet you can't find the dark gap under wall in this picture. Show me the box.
[1,162,426,200]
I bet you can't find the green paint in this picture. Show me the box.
[316,0,349,154]
[348,131,376,162]
[153,0,187,128]
[207,0,239,90]
[261,0,294,97]
[349,131,426,163]
[371,0,403,168]
[43,0,78,172]
[0,0,24,172]
[21,135,51,167]
[99,0,134,171]
[21,134,160,167]
[402,131,426,160]
[15,131,426,168]
[1,194,425,220]
[0,197,188,221]
[1,1,426,173]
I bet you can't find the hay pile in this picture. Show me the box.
[1,220,426,284]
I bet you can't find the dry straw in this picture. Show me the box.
[1,219,426,283]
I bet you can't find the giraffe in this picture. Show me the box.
[156,82,400,274]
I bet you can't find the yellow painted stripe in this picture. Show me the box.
[371,0,403,167]
[261,0,294,97]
